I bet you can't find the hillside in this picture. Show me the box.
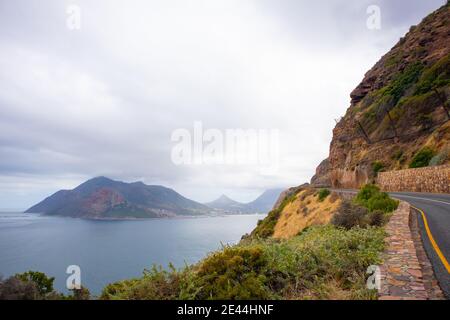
[313,3,450,188]
[272,189,341,239]
[25,177,210,219]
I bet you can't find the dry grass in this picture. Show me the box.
[273,190,341,239]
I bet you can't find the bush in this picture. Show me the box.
[409,147,436,168]
[366,193,399,213]
[101,279,140,300]
[69,286,91,300]
[15,271,55,296]
[331,201,369,229]
[317,189,331,202]
[367,210,389,227]
[384,62,424,105]
[414,54,450,95]
[354,184,380,207]
[194,246,270,300]
[354,184,398,213]
[0,270,91,300]
[102,264,196,300]
[0,271,66,300]
[371,161,384,176]
[0,276,40,300]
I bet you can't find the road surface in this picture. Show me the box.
[335,190,450,298]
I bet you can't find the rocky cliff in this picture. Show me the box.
[313,3,450,188]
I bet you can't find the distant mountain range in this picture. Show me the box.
[205,189,284,214]
[26,177,282,219]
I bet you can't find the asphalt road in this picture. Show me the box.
[389,192,450,299]
[335,190,450,299]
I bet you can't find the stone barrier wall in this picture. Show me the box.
[377,165,450,194]
[379,201,428,300]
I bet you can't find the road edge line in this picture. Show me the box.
[412,205,450,274]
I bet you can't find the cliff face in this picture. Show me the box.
[317,3,450,188]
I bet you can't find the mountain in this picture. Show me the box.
[205,189,284,214]
[245,189,285,213]
[25,177,210,219]
[312,2,450,188]
[205,195,247,213]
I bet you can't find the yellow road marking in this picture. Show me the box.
[412,205,450,274]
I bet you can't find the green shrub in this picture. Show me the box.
[100,264,198,300]
[366,193,399,213]
[317,188,331,202]
[414,54,450,95]
[354,184,380,207]
[371,161,384,176]
[384,62,424,105]
[409,147,436,168]
[354,184,398,214]
[15,271,55,296]
[101,279,140,300]
[194,246,270,300]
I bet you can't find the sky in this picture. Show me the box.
[0,0,446,209]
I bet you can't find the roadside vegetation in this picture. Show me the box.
[409,147,436,168]
[250,191,300,239]
[101,226,384,300]
[99,185,395,300]
[1,185,398,301]
[0,271,90,300]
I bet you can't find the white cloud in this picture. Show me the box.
[0,0,445,208]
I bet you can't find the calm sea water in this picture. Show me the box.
[0,212,265,295]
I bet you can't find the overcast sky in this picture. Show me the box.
[0,0,445,209]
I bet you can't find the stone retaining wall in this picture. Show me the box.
[379,201,428,300]
[377,165,450,194]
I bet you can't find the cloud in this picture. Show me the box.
[0,0,446,208]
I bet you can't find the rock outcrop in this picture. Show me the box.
[310,158,331,187]
[315,3,450,188]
